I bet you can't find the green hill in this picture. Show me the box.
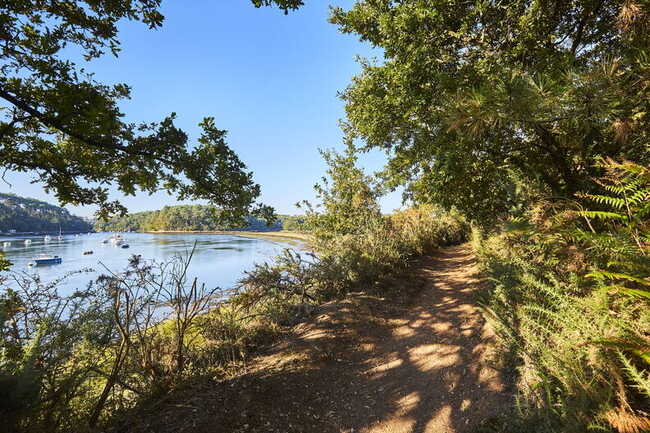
[0,193,93,233]
[94,204,283,232]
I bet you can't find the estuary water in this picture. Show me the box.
[0,232,301,294]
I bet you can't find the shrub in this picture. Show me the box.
[388,205,468,254]
[474,160,650,432]
[194,305,282,368]
[237,205,469,309]
[0,270,112,433]
[0,248,224,432]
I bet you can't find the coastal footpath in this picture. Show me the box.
[114,244,511,433]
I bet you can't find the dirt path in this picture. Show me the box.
[127,244,511,433]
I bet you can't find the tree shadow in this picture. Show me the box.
[117,245,512,433]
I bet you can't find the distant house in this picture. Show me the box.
[8,229,16,233]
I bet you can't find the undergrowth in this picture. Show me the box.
[236,205,468,308]
[0,205,467,433]
[474,160,650,433]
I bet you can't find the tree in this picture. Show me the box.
[330,0,650,224]
[299,141,382,239]
[94,204,282,232]
[251,0,304,13]
[0,193,93,232]
[0,0,276,225]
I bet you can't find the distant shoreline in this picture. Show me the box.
[1,230,311,243]
[141,230,311,242]
[0,231,88,236]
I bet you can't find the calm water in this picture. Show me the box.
[0,233,300,294]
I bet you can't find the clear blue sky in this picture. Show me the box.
[6,0,403,217]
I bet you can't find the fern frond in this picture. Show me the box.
[587,270,650,286]
[617,288,650,300]
[618,350,650,397]
[592,339,650,364]
[627,188,650,205]
[505,217,535,234]
[520,304,570,333]
[578,210,627,221]
[583,194,628,209]
[601,177,644,194]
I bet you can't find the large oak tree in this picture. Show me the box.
[329,0,650,223]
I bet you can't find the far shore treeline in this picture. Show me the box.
[0,193,307,234]
[0,193,92,233]
[94,204,306,233]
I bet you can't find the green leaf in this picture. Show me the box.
[587,271,650,286]
[592,339,650,365]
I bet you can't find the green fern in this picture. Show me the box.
[476,159,650,431]
[587,270,650,286]
[577,210,626,220]
[593,339,650,364]
[618,351,650,399]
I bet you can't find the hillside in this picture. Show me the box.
[94,204,285,232]
[0,193,93,233]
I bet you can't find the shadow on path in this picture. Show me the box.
[124,244,512,433]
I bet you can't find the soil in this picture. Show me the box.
[118,244,512,433]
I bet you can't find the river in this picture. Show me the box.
[0,232,302,294]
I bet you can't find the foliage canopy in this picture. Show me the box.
[0,193,92,232]
[0,0,275,224]
[330,0,650,223]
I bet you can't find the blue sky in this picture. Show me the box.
[6,0,403,217]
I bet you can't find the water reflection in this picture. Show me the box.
[0,233,301,294]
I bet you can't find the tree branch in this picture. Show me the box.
[0,86,175,166]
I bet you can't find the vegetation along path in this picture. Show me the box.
[126,244,512,433]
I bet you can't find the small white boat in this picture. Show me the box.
[2,241,10,248]
[28,254,62,266]
[24,239,32,245]
[44,235,52,242]
[56,226,64,241]
[110,234,124,246]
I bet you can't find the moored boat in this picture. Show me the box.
[24,239,32,245]
[28,254,62,266]
[44,235,52,242]
[2,241,11,248]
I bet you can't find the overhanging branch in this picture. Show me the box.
[0,86,175,166]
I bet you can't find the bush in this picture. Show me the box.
[0,270,112,433]
[195,305,282,368]
[237,205,469,308]
[0,249,224,432]
[473,160,650,432]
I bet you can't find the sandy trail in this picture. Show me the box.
[122,244,511,433]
